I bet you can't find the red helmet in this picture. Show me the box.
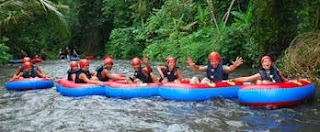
[208,52,221,62]
[166,57,176,65]
[131,58,141,66]
[261,55,272,63]
[69,61,78,69]
[104,58,114,65]
[23,57,31,63]
[79,59,89,68]
[23,62,32,68]
[104,55,114,59]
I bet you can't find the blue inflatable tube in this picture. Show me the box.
[160,81,242,101]
[56,79,105,97]
[5,78,54,90]
[68,57,80,61]
[238,79,316,108]
[105,82,159,98]
[56,79,244,100]
[8,59,22,64]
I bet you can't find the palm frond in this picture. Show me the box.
[0,0,70,38]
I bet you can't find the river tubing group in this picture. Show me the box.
[5,52,316,109]
[5,57,53,90]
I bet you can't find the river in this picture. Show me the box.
[0,60,319,132]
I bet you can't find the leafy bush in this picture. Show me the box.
[279,33,320,84]
[105,28,146,59]
[0,38,12,63]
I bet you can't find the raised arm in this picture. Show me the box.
[142,56,152,74]
[14,66,22,76]
[224,57,243,73]
[187,57,206,72]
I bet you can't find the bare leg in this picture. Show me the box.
[201,77,211,84]
[126,77,134,84]
[90,76,99,81]
[256,80,262,84]
[151,74,159,83]
[173,79,181,84]
[134,78,143,84]
[161,78,169,83]
[190,77,200,84]
[262,80,273,84]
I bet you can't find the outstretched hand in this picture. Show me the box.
[231,57,243,67]
[187,57,194,66]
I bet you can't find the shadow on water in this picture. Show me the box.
[0,59,319,131]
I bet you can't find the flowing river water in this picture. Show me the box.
[0,60,319,132]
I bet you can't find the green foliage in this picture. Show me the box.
[104,0,264,65]
[0,0,70,38]
[144,0,196,40]
[105,28,146,59]
[1,0,320,68]
[142,0,259,65]
[0,37,12,63]
[102,0,136,28]
[0,0,70,59]
[229,0,262,66]
[64,0,110,55]
[296,0,320,33]
[102,0,163,28]
[0,43,12,63]
[5,15,69,58]
[195,5,210,26]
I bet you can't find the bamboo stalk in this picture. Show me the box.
[223,0,236,26]
[206,0,220,33]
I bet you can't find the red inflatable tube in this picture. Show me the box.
[238,79,316,109]
[162,80,243,89]
[31,58,43,63]
[104,82,159,88]
[241,79,312,90]
[83,55,95,60]
[56,78,97,88]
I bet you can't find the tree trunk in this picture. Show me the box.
[206,0,220,33]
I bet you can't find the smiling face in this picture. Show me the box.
[132,64,141,71]
[131,58,141,71]
[208,52,221,68]
[23,62,33,72]
[104,62,113,70]
[103,58,114,70]
[167,60,176,70]
[209,59,220,68]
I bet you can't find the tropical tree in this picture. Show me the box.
[0,0,69,38]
